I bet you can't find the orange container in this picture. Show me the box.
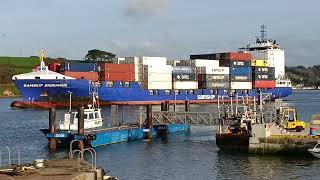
[63,71,99,81]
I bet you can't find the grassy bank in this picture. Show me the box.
[0,83,20,97]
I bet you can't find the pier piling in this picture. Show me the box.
[165,101,169,111]
[48,107,57,150]
[144,105,153,139]
[77,107,85,150]
[185,101,190,112]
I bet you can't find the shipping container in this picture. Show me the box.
[64,71,98,81]
[173,81,198,89]
[219,60,251,67]
[190,59,219,68]
[60,62,98,72]
[172,66,194,73]
[172,73,197,81]
[99,64,135,73]
[252,67,275,74]
[198,74,229,82]
[141,64,172,89]
[230,74,252,81]
[230,67,252,76]
[219,52,252,61]
[190,52,252,61]
[251,59,269,67]
[48,63,61,72]
[100,72,135,81]
[253,80,276,88]
[199,81,230,89]
[253,73,275,81]
[206,67,229,75]
[230,82,252,90]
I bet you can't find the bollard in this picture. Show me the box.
[48,108,57,149]
[144,105,153,139]
[185,101,190,112]
[78,107,85,150]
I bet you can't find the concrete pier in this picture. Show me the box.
[0,158,117,180]
[248,123,319,155]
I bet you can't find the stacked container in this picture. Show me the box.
[60,62,99,81]
[198,67,230,89]
[142,64,172,89]
[172,66,198,89]
[252,67,276,88]
[125,56,167,82]
[48,63,61,73]
[99,64,135,81]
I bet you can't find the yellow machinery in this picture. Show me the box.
[281,108,306,132]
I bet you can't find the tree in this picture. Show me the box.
[85,49,116,63]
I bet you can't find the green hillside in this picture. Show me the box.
[0,56,39,73]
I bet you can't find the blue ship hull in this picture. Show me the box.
[13,79,292,106]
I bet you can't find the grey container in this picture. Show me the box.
[199,81,230,89]
[172,73,197,81]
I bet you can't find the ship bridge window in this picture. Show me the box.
[84,114,88,120]
[89,113,94,119]
[95,112,100,118]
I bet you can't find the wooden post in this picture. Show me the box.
[185,101,190,112]
[78,107,85,150]
[144,105,153,139]
[48,108,57,149]
[165,101,169,111]
[161,102,165,111]
[111,105,118,126]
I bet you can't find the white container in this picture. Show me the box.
[230,82,252,90]
[173,81,198,89]
[142,64,172,89]
[190,59,219,67]
[205,67,229,75]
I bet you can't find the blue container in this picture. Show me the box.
[230,67,252,75]
[60,62,98,72]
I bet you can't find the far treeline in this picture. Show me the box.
[286,65,320,87]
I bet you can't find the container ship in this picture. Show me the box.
[11,26,292,108]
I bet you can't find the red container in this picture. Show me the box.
[99,64,135,73]
[63,71,99,81]
[48,63,61,72]
[100,72,135,81]
[222,52,252,61]
[253,80,276,88]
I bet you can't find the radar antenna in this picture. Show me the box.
[261,24,267,42]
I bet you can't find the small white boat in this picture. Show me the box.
[308,142,320,158]
[57,93,103,131]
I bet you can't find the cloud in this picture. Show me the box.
[124,0,168,19]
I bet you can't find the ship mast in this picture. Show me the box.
[39,49,46,72]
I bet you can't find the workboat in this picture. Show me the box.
[11,26,293,109]
[57,93,103,131]
[308,142,320,158]
[215,106,255,151]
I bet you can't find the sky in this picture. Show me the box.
[0,0,319,66]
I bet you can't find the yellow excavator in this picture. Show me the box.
[281,108,306,132]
